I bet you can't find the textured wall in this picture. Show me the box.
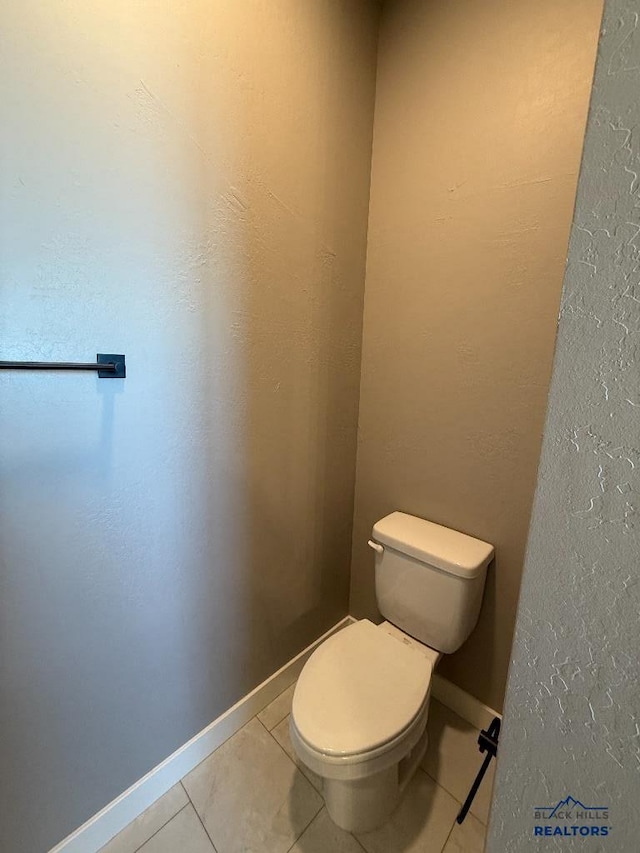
[349,0,603,711]
[488,1,640,848]
[0,3,378,850]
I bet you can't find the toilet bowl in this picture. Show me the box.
[291,512,494,833]
[290,619,441,832]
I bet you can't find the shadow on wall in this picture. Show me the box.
[0,2,377,851]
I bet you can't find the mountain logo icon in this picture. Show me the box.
[534,795,608,818]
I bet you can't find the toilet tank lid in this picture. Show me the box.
[372,512,494,579]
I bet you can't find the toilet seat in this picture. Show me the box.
[292,619,433,758]
[290,697,430,779]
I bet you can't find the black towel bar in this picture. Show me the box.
[0,354,126,378]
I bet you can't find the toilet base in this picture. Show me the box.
[324,764,401,833]
[323,723,430,833]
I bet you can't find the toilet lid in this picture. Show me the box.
[292,620,433,756]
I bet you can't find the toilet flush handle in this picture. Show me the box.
[367,539,384,554]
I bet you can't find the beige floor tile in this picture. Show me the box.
[356,770,459,853]
[442,813,486,853]
[257,683,295,731]
[99,784,189,853]
[422,701,496,824]
[182,717,322,853]
[271,714,323,793]
[289,808,366,853]
[138,804,215,853]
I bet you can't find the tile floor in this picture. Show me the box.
[100,685,494,853]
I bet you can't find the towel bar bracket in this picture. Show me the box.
[97,353,126,378]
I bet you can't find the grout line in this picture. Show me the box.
[132,802,190,853]
[256,716,298,766]
[295,795,324,840]
[283,807,324,853]
[265,705,292,732]
[258,686,293,732]
[257,715,323,792]
[261,714,365,853]
[181,782,220,853]
[440,814,457,853]
[423,766,492,826]
[418,764,464,804]
[283,804,369,853]
[255,716,324,848]
[352,831,371,853]
[419,768,465,853]
[423,768,464,806]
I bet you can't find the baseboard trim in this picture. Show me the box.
[49,616,352,853]
[49,615,499,852]
[431,673,501,731]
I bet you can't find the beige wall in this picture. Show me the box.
[350,0,603,711]
[0,2,378,850]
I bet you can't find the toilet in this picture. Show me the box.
[290,511,494,833]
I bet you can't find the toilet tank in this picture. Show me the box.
[371,512,494,654]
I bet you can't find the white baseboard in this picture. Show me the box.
[431,673,501,731]
[49,616,352,853]
[49,615,499,853]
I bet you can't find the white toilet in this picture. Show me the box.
[290,511,494,833]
